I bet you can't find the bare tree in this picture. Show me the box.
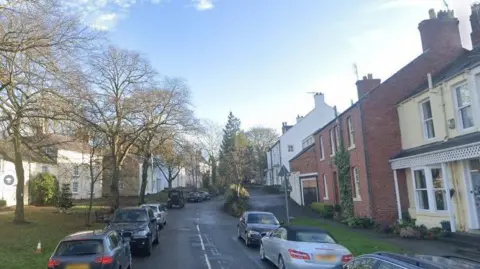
[246,127,278,183]
[71,46,157,210]
[0,0,99,223]
[157,139,184,189]
[198,119,222,159]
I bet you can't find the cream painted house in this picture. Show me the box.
[390,49,480,233]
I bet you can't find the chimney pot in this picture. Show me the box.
[471,3,480,49]
[362,76,367,80]
[367,73,373,79]
[428,9,436,19]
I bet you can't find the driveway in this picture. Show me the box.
[132,194,277,269]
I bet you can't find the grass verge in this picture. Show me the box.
[290,217,403,256]
[0,207,104,269]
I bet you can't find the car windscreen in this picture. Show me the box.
[159,204,167,211]
[295,232,336,244]
[55,240,104,256]
[247,213,279,225]
[112,209,148,222]
[146,206,159,212]
[188,192,198,196]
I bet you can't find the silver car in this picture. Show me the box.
[260,225,353,269]
[48,229,132,269]
[141,203,168,229]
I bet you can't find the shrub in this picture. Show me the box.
[342,217,376,229]
[400,227,421,239]
[311,202,334,219]
[57,183,74,212]
[0,199,6,207]
[223,184,250,217]
[29,172,59,206]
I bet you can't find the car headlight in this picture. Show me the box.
[133,230,149,237]
[247,230,260,236]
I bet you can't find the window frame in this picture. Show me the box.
[347,117,355,148]
[71,181,79,194]
[420,99,436,140]
[287,145,294,152]
[323,174,329,200]
[352,167,361,201]
[412,166,447,213]
[319,136,325,160]
[453,83,474,131]
[329,128,335,156]
[334,125,340,150]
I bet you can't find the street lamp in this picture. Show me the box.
[278,165,290,224]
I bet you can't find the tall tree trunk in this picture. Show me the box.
[87,180,95,226]
[167,167,173,189]
[139,156,149,204]
[13,119,26,223]
[111,163,120,210]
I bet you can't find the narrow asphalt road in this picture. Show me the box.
[132,188,283,269]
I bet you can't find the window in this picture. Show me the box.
[319,136,325,160]
[347,117,355,147]
[413,167,447,212]
[421,100,435,139]
[42,165,48,173]
[352,167,361,200]
[329,129,335,155]
[323,174,329,199]
[454,84,474,130]
[288,145,294,152]
[71,181,79,193]
[334,126,340,150]
[73,165,80,177]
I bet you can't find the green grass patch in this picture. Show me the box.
[145,191,169,203]
[291,217,403,256]
[0,207,104,269]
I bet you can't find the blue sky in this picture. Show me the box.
[72,0,473,132]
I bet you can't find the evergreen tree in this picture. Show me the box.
[57,183,74,212]
[218,112,241,185]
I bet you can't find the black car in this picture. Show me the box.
[48,229,132,269]
[344,252,480,269]
[106,207,159,256]
[187,192,202,202]
[167,189,185,208]
[237,211,281,247]
[200,191,211,201]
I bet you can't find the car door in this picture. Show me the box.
[147,209,157,237]
[265,227,284,263]
[112,231,129,267]
[107,232,122,267]
[239,213,247,236]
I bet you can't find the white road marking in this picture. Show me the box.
[197,224,212,269]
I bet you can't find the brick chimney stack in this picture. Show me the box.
[356,73,381,99]
[418,9,462,53]
[471,3,480,49]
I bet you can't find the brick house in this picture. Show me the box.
[290,9,466,223]
[289,143,318,206]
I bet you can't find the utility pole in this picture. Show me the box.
[278,165,290,224]
[151,154,154,192]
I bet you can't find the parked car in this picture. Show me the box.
[141,203,168,229]
[237,211,281,247]
[187,191,203,203]
[48,229,132,269]
[167,189,186,208]
[344,252,480,269]
[260,225,352,269]
[200,191,211,201]
[106,207,159,256]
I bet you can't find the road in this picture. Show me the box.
[132,188,284,269]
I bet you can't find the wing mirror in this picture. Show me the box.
[279,220,285,225]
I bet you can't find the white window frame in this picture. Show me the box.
[411,166,447,213]
[319,136,325,160]
[352,167,361,201]
[453,83,475,131]
[71,181,79,194]
[323,174,329,200]
[420,99,435,140]
[347,117,355,149]
[329,129,335,156]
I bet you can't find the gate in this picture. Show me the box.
[303,187,318,206]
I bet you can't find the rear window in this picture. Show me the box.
[147,206,159,212]
[295,232,336,244]
[112,209,148,222]
[55,240,104,257]
[159,204,167,211]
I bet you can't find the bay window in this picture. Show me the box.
[412,166,447,212]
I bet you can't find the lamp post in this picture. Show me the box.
[278,165,290,224]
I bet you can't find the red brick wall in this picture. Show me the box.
[361,49,465,222]
[290,146,317,174]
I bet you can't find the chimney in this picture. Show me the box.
[355,73,381,99]
[296,115,304,123]
[418,9,461,53]
[313,92,325,108]
[471,3,480,49]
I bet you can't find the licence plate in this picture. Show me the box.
[315,255,336,262]
[66,264,90,269]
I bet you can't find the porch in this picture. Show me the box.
[390,132,480,234]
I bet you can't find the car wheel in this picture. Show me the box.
[278,256,286,269]
[144,237,152,256]
[260,243,266,261]
[153,229,159,245]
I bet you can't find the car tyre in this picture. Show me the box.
[278,256,286,269]
[144,237,153,256]
[260,243,266,261]
[153,229,159,245]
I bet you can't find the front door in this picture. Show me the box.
[303,187,317,206]
[469,159,480,227]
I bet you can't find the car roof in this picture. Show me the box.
[361,252,480,269]
[62,230,109,241]
[141,204,160,207]
[282,225,328,234]
[118,206,146,210]
[245,211,274,215]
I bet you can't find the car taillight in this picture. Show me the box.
[95,256,114,264]
[288,249,311,260]
[342,254,354,263]
[47,259,60,268]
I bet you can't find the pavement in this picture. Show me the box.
[132,189,279,269]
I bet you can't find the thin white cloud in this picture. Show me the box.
[193,0,214,10]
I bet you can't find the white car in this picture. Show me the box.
[260,225,353,269]
[141,203,168,229]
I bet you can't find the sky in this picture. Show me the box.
[70,0,474,133]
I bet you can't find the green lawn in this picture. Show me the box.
[0,207,104,269]
[290,217,403,256]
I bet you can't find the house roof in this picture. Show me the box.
[399,48,478,104]
[24,133,92,153]
[289,143,315,162]
[0,138,55,164]
[390,132,480,160]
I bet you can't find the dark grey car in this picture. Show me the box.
[48,229,132,269]
[237,211,281,247]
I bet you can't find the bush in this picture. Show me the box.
[311,202,334,219]
[342,217,376,229]
[57,183,74,212]
[29,172,59,206]
[0,199,6,207]
[223,184,250,217]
